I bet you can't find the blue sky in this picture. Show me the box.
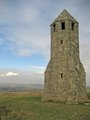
[0,0,90,86]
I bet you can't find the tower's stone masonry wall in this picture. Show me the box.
[42,10,88,104]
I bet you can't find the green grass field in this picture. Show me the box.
[0,91,90,120]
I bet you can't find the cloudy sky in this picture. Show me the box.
[0,0,90,86]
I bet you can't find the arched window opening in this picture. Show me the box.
[61,73,63,78]
[61,22,65,30]
[71,22,75,31]
[61,40,63,44]
[53,24,56,32]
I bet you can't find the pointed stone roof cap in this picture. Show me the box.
[51,9,78,25]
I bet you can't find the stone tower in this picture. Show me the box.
[42,9,88,103]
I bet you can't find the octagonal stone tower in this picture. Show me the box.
[42,9,88,103]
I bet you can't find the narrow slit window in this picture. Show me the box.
[61,22,65,30]
[61,73,63,78]
[71,22,75,30]
[53,24,56,32]
[61,40,63,44]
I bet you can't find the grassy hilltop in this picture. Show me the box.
[0,91,90,120]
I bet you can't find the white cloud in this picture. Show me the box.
[0,72,19,77]
[6,72,19,76]
[0,68,44,84]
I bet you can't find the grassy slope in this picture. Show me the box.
[0,92,90,120]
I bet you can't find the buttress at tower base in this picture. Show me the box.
[42,60,88,104]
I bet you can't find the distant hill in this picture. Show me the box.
[0,84,44,92]
[0,83,90,92]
